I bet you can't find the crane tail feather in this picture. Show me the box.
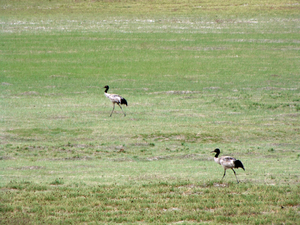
[121,98,128,106]
[234,160,245,171]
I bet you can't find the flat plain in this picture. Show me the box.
[1,0,300,224]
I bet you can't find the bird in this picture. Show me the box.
[211,148,245,183]
[103,85,128,117]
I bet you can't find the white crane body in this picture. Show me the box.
[215,156,236,168]
[105,93,124,104]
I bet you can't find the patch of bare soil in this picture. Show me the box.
[149,90,201,95]
[20,91,39,95]
[8,166,45,170]
[1,82,12,85]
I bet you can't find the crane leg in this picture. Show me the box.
[110,104,115,117]
[118,103,126,116]
[232,168,239,183]
[221,169,226,180]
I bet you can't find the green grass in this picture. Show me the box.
[1,180,299,224]
[1,0,300,224]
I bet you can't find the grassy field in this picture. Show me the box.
[1,0,300,224]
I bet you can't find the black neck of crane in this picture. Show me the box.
[214,152,220,158]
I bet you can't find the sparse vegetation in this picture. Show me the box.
[1,0,300,224]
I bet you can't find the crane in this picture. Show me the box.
[103,85,128,117]
[211,148,245,183]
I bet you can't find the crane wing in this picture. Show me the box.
[104,90,127,107]
[105,93,122,103]
[219,156,236,168]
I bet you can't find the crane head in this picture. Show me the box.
[211,148,220,154]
